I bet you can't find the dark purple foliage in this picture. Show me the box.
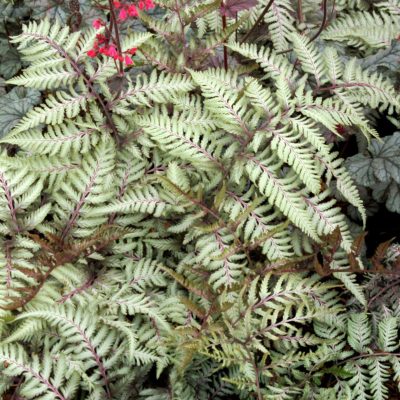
[220,0,258,17]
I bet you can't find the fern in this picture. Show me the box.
[322,11,400,51]
[2,117,101,156]
[12,88,91,132]
[0,2,399,399]
[263,0,296,52]
[290,32,327,87]
[115,70,194,110]
[0,344,80,400]
[246,151,319,240]
[53,138,116,240]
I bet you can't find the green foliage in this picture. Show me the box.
[0,1,399,399]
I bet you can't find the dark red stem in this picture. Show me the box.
[310,0,328,42]
[297,0,304,23]
[240,0,275,43]
[108,0,124,75]
[222,14,228,70]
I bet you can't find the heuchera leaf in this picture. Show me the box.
[346,153,376,187]
[0,87,40,138]
[360,40,400,73]
[370,132,400,184]
[347,132,400,214]
[220,0,257,17]
[372,181,400,213]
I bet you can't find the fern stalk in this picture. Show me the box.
[241,0,275,43]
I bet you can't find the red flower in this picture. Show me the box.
[127,4,138,16]
[119,8,128,21]
[107,46,119,57]
[92,19,104,29]
[145,0,155,9]
[127,47,137,55]
[88,2,155,69]
[96,34,106,44]
[87,49,97,58]
[124,55,134,65]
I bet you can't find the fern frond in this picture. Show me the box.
[243,77,279,120]
[227,42,298,85]
[0,164,48,232]
[289,116,331,158]
[322,11,399,50]
[223,190,294,260]
[369,357,390,400]
[347,361,370,400]
[320,151,367,226]
[190,69,255,138]
[14,305,118,396]
[0,236,41,309]
[299,92,378,140]
[333,272,366,306]
[268,126,321,193]
[263,0,296,52]
[53,139,116,240]
[0,344,78,400]
[137,107,227,170]
[347,313,372,352]
[378,317,399,352]
[290,32,326,86]
[304,189,353,251]
[124,257,168,291]
[96,185,168,218]
[2,118,101,156]
[7,64,78,89]
[245,152,318,240]
[2,118,99,157]
[192,230,247,289]
[11,88,91,133]
[323,47,344,84]
[114,70,194,111]
[341,59,400,113]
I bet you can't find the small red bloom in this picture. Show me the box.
[124,55,134,65]
[127,47,137,55]
[108,46,119,57]
[87,49,97,58]
[145,0,155,9]
[127,4,138,16]
[92,19,104,29]
[119,8,128,21]
[96,34,106,44]
[89,2,155,70]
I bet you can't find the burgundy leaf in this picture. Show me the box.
[220,0,258,18]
